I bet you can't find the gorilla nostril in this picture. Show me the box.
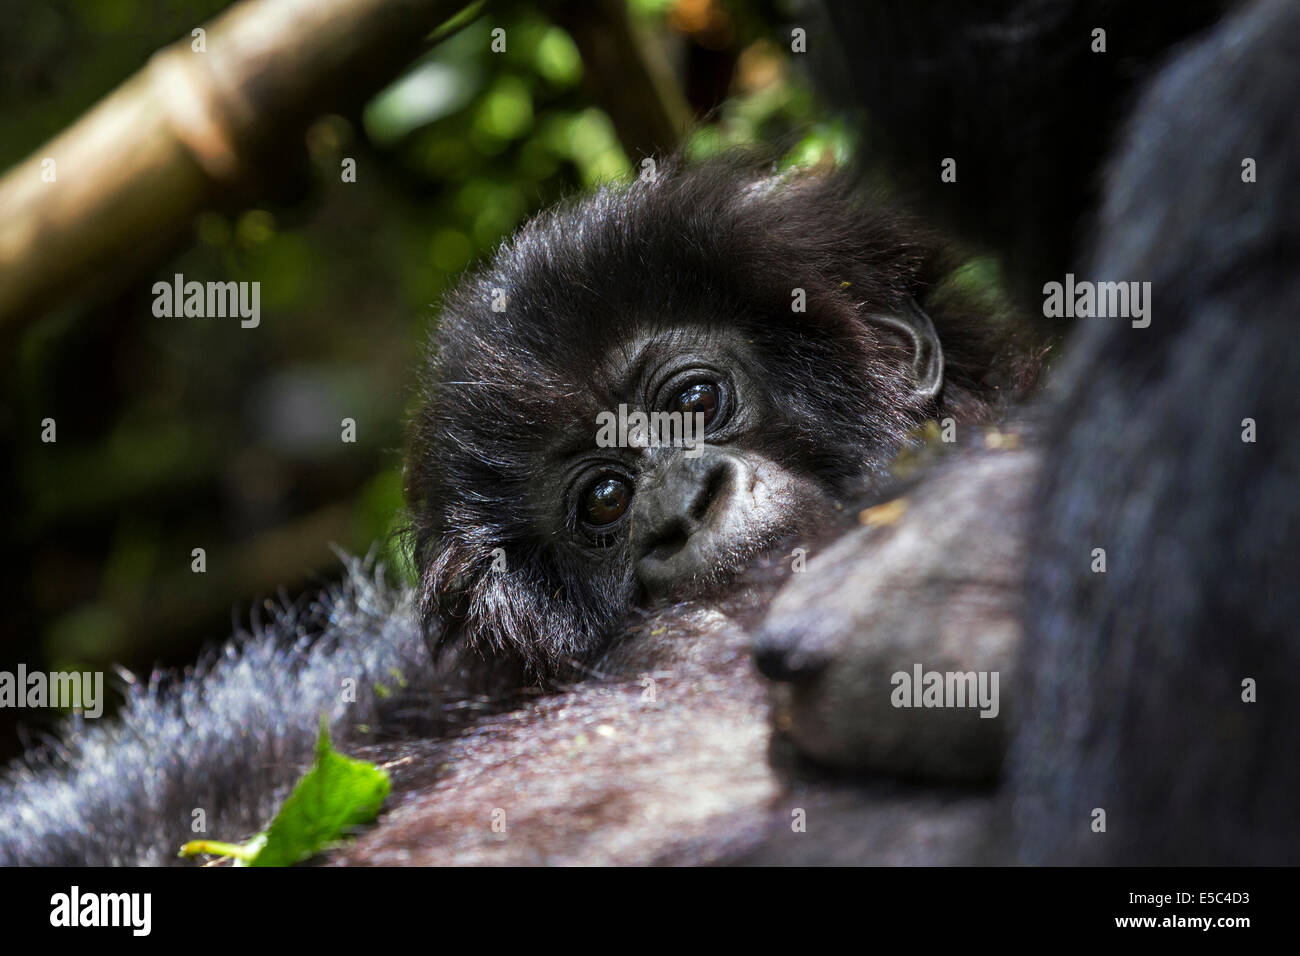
[631,451,750,599]
[644,521,690,563]
[753,639,827,683]
[690,462,731,524]
[639,461,733,565]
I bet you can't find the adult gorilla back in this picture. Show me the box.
[1012,0,1300,864]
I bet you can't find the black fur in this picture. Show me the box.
[1012,0,1300,863]
[817,0,1229,307]
[818,0,1300,862]
[406,154,1024,684]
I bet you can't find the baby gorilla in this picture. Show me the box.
[0,155,1019,866]
[406,155,1016,689]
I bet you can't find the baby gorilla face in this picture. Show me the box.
[406,156,1001,679]
[551,325,843,608]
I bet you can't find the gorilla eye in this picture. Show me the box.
[671,381,721,426]
[581,476,632,526]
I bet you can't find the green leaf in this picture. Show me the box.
[253,723,390,866]
[178,721,389,866]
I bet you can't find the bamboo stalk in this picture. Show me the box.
[0,0,464,327]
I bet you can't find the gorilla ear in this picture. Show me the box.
[864,297,945,401]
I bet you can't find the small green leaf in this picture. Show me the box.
[253,723,390,866]
[178,721,389,866]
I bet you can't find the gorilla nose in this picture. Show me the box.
[752,631,828,683]
[641,459,730,559]
[632,452,743,599]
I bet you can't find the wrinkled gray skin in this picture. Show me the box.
[755,442,1033,784]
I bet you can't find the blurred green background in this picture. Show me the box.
[0,0,844,753]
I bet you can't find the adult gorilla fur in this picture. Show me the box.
[1011,0,1300,863]
[789,0,1300,864]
